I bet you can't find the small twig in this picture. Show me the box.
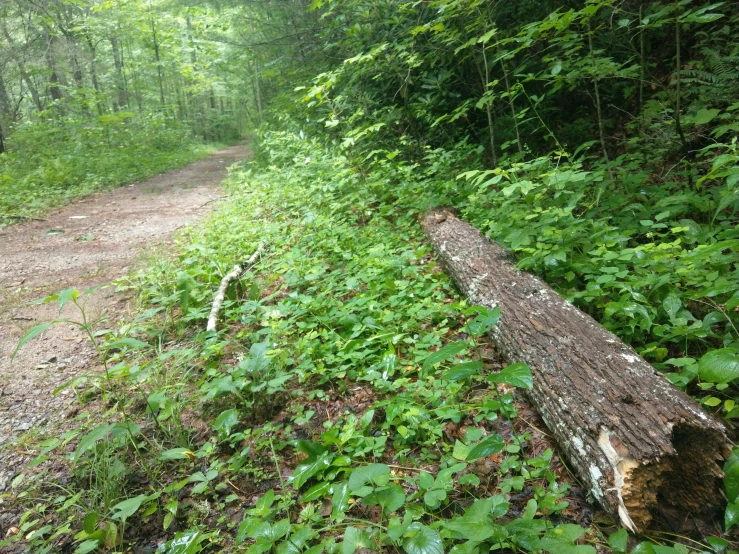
[206,243,264,333]
[199,196,229,209]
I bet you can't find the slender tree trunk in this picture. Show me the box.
[587,25,610,165]
[0,71,14,144]
[638,5,645,133]
[149,13,166,107]
[499,54,524,157]
[479,46,498,167]
[249,20,263,125]
[110,36,128,110]
[43,27,65,102]
[85,36,104,115]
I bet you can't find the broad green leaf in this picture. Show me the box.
[301,480,332,502]
[608,529,628,553]
[445,497,507,542]
[490,363,533,389]
[467,306,500,336]
[75,540,100,554]
[365,483,405,513]
[332,481,351,518]
[724,448,739,503]
[110,494,147,521]
[423,342,466,371]
[466,434,505,461]
[213,408,240,436]
[289,451,332,489]
[74,424,111,462]
[342,527,372,554]
[57,288,79,313]
[537,538,596,554]
[159,447,195,461]
[443,361,483,382]
[403,523,443,554]
[348,463,391,492]
[698,348,739,384]
[662,295,681,320]
[726,501,739,531]
[294,440,328,457]
[692,108,721,125]
[160,530,205,554]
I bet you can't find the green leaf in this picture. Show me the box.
[13,321,54,359]
[445,497,507,542]
[662,295,681,320]
[348,463,391,492]
[110,494,148,521]
[490,363,533,389]
[443,361,483,382]
[301,480,332,502]
[213,408,240,436]
[57,288,79,313]
[289,451,332,489]
[332,481,351,519]
[160,530,206,554]
[692,108,721,125]
[698,348,739,384]
[365,484,406,513]
[466,434,505,461]
[75,540,100,554]
[342,527,372,554]
[608,529,628,553]
[726,501,739,531]
[403,523,443,554]
[295,440,328,457]
[423,342,466,371]
[83,512,100,535]
[159,447,195,461]
[74,424,111,462]
[724,448,739,503]
[467,307,500,336]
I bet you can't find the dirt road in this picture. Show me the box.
[0,143,248,494]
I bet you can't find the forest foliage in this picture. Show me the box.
[3,0,739,553]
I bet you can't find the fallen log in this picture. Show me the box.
[421,208,731,531]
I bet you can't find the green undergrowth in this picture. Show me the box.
[4,129,737,553]
[0,111,222,226]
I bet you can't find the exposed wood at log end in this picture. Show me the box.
[615,423,727,531]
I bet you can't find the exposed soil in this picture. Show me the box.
[0,143,249,497]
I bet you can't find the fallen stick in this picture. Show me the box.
[421,208,731,531]
[206,243,264,333]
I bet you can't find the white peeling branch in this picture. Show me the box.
[206,243,264,333]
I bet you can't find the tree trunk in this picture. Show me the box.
[110,36,128,110]
[421,208,731,532]
[149,13,165,107]
[43,27,65,102]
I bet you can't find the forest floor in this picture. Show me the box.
[0,143,248,497]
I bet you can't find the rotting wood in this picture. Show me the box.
[421,207,731,531]
[206,243,264,333]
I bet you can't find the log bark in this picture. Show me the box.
[421,208,731,531]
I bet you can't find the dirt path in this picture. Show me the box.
[0,143,248,494]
